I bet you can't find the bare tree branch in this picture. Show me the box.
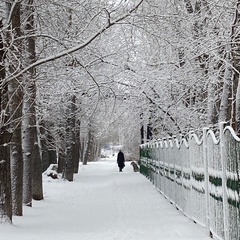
[5,0,144,83]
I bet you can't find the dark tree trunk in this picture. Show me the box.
[0,19,12,223]
[22,0,43,205]
[0,148,12,223]
[73,120,80,173]
[140,125,144,144]
[32,132,43,200]
[29,0,43,201]
[7,0,24,216]
[57,149,65,173]
[63,95,76,181]
[41,144,50,172]
[22,101,34,207]
[83,127,95,164]
[39,122,50,172]
[80,137,85,163]
[147,125,152,140]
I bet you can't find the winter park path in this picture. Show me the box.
[1,157,211,240]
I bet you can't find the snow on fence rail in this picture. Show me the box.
[139,123,240,240]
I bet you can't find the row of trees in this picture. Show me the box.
[137,0,240,137]
[0,0,144,223]
[1,0,240,225]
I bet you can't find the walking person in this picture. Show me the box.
[117,150,125,172]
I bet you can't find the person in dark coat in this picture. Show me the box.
[117,150,125,172]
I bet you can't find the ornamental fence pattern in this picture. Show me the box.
[139,124,240,240]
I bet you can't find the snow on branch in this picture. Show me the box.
[5,0,144,83]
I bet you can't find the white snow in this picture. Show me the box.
[0,156,211,240]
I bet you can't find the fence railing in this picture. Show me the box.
[139,123,240,240]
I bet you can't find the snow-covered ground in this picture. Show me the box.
[1,156,211,240]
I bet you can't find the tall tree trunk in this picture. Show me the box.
[62,95,76,181]
[22,0,43,206]
[39,121,50,172]
[83,127,95,164]
[73,119,80,173]
[57,149,65,173]
[0,154,12,223]
[26,1,43,201]
[32,130,43,200]
[80,137,85,163]
[7,1,23,216]
[0,19,12,223]
[22,88,34,206]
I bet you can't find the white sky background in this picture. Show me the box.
[1,155,211,240]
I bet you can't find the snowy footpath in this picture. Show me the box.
[1,157,211,240]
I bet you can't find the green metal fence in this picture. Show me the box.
[139,124,240,240]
